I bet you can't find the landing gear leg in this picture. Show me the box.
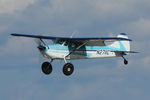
[50,59,54,63]
[64,57,67,63]
[122,56,128,65]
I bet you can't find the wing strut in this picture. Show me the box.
[40,38,46,46]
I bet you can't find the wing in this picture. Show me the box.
[11,33,132,46]
[11,33,58,40]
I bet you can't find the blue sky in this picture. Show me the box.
[0,0,150,100]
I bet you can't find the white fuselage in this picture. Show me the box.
[40,44,121,60]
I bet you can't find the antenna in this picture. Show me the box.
[70,32,76,38]
[70,31,79,38]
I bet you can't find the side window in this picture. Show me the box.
[71,42,76,48]
[69,41,81,48]
[56,39,69,46]
[62,40,69,46]
[56,39,64,45]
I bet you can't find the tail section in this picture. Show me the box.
[117,33,130,51]
[105,33,131,51]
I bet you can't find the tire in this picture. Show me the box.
[63,63,74,76]
[41,62,52,75]
[124,60,128,65]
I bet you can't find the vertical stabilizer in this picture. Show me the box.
[117,33,130,51]
[105,33,131,51]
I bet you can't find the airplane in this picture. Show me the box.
[11,33,137,76]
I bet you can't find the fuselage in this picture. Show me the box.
[40,44,123,60]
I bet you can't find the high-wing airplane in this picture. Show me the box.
[11,33,137,76]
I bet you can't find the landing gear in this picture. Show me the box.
[41,58,74,76]
[41,62,52,75]
[122,56,128,65]
[63,63,74,76]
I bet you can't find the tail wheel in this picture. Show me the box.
[124,60,128,65]
[63,63,74,76]
[41,62,52,75]
[122,56,128,65]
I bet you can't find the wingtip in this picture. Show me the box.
[11,33,20,36]
[11,33,16,36]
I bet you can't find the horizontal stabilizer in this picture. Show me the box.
[112,51,139,53]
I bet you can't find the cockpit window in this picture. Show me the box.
[56,39,69,46]
[56,40,63,44]
[69,41,82,48]
[56,39,82,47]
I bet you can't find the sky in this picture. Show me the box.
[0,0,150,100]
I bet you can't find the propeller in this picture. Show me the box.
[35,38,42,46]
[35,39,46,51]
[34,38,47,64]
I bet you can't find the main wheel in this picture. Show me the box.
[63,63,74,76]
[41,62,52,75]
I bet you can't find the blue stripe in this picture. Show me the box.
[47,50,93,58]
[47,43,126,52]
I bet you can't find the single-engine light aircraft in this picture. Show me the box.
[11,33,137,76]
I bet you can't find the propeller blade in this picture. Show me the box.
[34,38,42,46]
